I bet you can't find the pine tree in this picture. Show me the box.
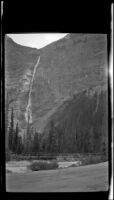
[13,122,19,153]
[102,142,106,156]
[88,127,94,153]
[57,128,63,153]
[5,92,9,156]
[48,121,57,153]
[5,92,17,160]
[16,136,23,154]
[41,139,46,153]
[8,107,14,151]
[26,113,32,154]
[32,131,39,153]
[23,131,27,154]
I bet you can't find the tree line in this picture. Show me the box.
[7,107,107,156]
[41,121,107,155]
[8,107,40,155]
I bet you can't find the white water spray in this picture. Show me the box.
[25,56,40,123]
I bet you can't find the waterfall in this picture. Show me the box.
[25,56,40,123]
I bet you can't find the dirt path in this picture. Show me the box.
[6,162,108,192]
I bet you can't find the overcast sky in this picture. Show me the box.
[7,33,68,49]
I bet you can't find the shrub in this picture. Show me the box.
[80,154,108,166]
[6,169,12,173]
[28,161,58,171]
[70,164,77,167]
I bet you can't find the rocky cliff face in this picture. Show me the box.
[5,36,39,130]
[5,34,108,134]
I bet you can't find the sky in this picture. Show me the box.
[7,33,68,49]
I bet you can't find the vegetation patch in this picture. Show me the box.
[27,161,58,171]
[6,169,12,173]
[80,154,108,166]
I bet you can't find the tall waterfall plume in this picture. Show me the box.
[25,56,40,124]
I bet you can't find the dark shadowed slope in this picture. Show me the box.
[42,86,108,153]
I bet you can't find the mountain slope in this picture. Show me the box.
[32,34,107,132]
[42,86,108,153]
[5,34,108,133]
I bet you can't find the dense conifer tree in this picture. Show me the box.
[8,107,14,151]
